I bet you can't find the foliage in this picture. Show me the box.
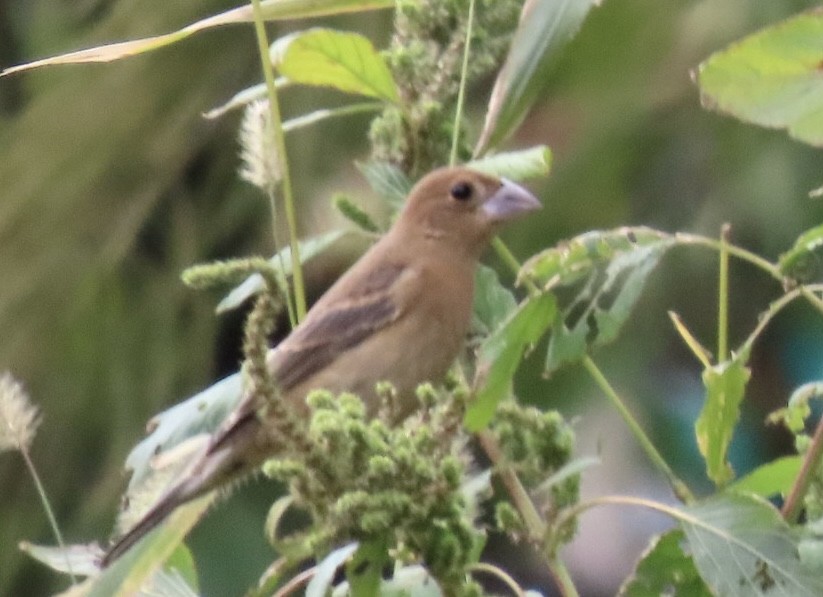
[5,1,823,596]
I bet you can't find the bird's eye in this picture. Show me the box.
[450,181,473,201]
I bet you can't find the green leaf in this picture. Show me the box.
[472,264,517,336]
[696,10,823,147]
[619,530,712,597]
[727,456,802,499]
[475,0,601,154]
[203,82,277,120]
[696,355,751,487]
[124,374,243,492]
[217,230,349,313]
[307,542,359,597]
[88,497,213,597]
[357,161,413,207]
[521,228,674,374]
[778,223,823,284]
[681,493,823,597]
[272,28,399,102]
[467,145,553,181]
[465,293,557,431]
[1,0,395,77]
[19,542,102,577]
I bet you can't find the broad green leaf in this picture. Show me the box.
[619,530,712,597]
[271,28,399,102]
[475,0,601,155]
[357,161,413,207]
[778,223,823,284]
[465,293,557,431]
[472,264,517,336]
[696,11,823,147]
[217,230,349,313]
[89,497,213,597]
[1,0,395,77]
[521,227,673,288]
[468,145,553,181]
[521,228,674,374]
[728,456,802,499]
[682,493,823,597]
[696,355,751,487]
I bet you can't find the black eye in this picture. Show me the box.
[450,181,473,201]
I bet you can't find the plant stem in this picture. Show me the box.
[20,449,75,583]
[675,232,782,281]
[449,0,476,166]
[477,430,579,597]
[249,0,306,323]
[717,224,730,362]
[582,357,695,504]
[782,413,823,523]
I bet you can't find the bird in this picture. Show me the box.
[102,166,540,566]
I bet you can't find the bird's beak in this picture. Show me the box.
[481,178,542,222]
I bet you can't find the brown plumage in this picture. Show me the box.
[102,166,540,566]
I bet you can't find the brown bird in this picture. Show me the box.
[102,166,540,565]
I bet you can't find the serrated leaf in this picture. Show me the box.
[1,0,395,77]
[466,293,557,431]
[475,0,601,154]
[682,493,823,597]
[696,355,751,487]
[521,228,674,374]
[468,146,553,181]
[521,227,673,288]
[217,230,349,313]
[728,456,802,499]
[272,28,398,102]
[357,161,412,207]
[472,264,517,336]
[778,223,823,284]
[696,9,823,147]
[619,530,712,597]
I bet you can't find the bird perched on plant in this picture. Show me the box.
[102,166,540,565]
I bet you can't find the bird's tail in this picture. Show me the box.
[100,482,192,567]
[101,410,265,567]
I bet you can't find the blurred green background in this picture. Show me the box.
[2,0,822,595]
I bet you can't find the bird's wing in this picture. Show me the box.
[272,260,412,391]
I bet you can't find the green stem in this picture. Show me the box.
[717,224,730,362]
[20,449,75,584]
[782,412,823,523]
[449,0,477,166]
[249,0,306,323]
[675,232,782,281]
[582,357,695,504]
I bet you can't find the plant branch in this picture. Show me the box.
[477,430,579,597]
[675,232,782,281]
[449,0,476,166]
[249,0,306,323]
[582,357,695,504]
[782,412,823,523]
[717,224,730,361]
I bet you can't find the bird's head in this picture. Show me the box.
[395,167,542,258]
